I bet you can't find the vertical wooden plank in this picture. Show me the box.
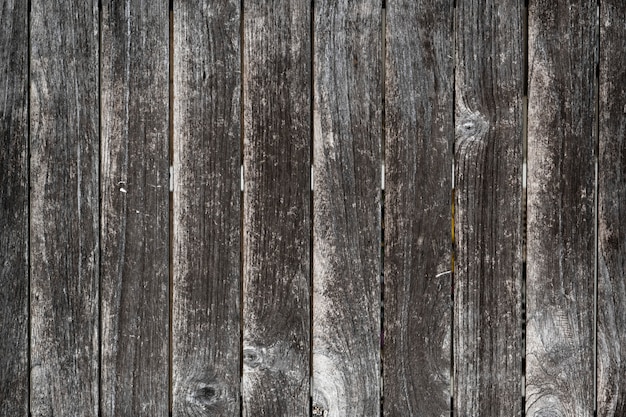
[243,0,311,415]
[0,0,29,415]
[383,1,454,416]
[526,1,597,415]
[172,1,241,415]
[312,1,381,415]
[100,0,169,415]
[597,1,626,415]
[30,1,100,416]
[454,0,524,415]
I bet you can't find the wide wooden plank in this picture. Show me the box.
[454,0,524,415]
[312,1,381,415]
[242,1,311,415]
[172,1,242,415]
[29,1,100,416]
[597,1,626,415]
[100,1,169,415]
[383,1,454,416]
[0,0,29,415]
[526,1,597,415]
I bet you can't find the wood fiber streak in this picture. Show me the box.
[0,0,28,415]
[100,1,169,415]
[29,1,100,416]
[313,1,381,415]
[173,1,241,416]
[383,1,453,416]
[242,1,311,415]
[526,1,597,416]
[454,1,524,415]
[597,1,626,415]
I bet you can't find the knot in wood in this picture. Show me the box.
[243,346,264,369]
[312,404,328,416]
[455,111,489,141]
[187,382,219,408]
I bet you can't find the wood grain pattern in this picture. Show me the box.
[597,1,626,415]
[172,1,241,416]
[0,0,29,415]
[100,1,170,415]
[383,1,454,416]
[526,1,597,415]
[312,1,381,415]
[454,0,524,415]
[242,1,311,415]
[29,1,100,416]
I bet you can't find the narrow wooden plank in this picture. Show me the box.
[100,0,169,415]
[242,1,311,415]
[383,1,454,416]
[0,0,29,415]
[172,0,241,415]
[526,1,597,415]
[312,1,381,415]
[30,1,100,416]
[453,0,524,415]
[597,1,626,415]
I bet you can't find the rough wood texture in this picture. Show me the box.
[383,1,453,416]
[242,1,311,415]
[100,1,169,415]
[597,1,626,415]
[526,1,597,415]
[312,1,381,415]
[454,1,524,415]
[172,1,241,416]
[0,0,28,415]
[29,1,100,416]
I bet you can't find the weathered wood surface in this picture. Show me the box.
[172,1,241,415]
[29,1,100,416]
[0,0,28,415]
[242,1,311,415]
[597,1,626,415]
[312,1,381,415]
[453,1,524,415]
[383,1,453,416]
[100,1,170,415]
[526,1,597,416]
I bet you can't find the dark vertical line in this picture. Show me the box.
[97,0,103,414]
[239,1,245,416]
[450,9,455,417]
[594,1,600,415]
[309,1,315,415]
[27,0,32,415]
[168,0,174,415]
[521,2,529,416]
[380,4,386,417]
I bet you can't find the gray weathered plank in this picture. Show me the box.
[0,0,29,415]
[172,1,242,415]
[526,1,597,415]
[597,1,626,415]
[312,1,381,415]
[242,1,311,415]
[383,1,454,416]
[454,0,524,415]
[29,1,100,416]
[100,0,169,415]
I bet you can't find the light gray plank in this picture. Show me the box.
[312,0,381,415]
[30,1,100,416]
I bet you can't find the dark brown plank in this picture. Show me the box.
[0,0,28,415]
[172,1,241,416]
[242,1,311,415]
[526,1,597,415]
[453,1,524,415]
[30,1,100,416]
[100,1,169,415]
[312,1,381,415]
[383,1,454,416]
[597,1,626,415]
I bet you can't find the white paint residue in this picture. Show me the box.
[435,271,451,278]
[119,187,127,193]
